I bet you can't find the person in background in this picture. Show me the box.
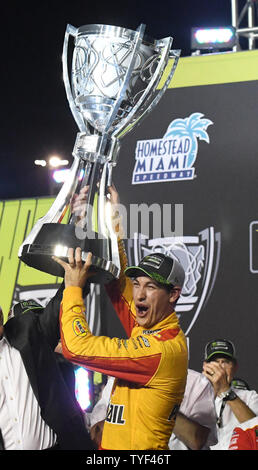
[228,377,258,450]
[0,290,93,450]
[12,301,78,404]
[202,338,258,450]
[229,416,258,450]
[169,368,217,450]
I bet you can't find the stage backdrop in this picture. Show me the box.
[1,50,258,391]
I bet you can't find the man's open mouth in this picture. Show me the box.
[136,304,149,316]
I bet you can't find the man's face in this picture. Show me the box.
[132,276,179,328]
[213,356,237,382]
[204,356,237,384]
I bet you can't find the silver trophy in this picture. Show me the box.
[18,23,180,283]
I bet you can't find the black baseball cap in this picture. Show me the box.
[204,339,236,362]
[124,252,185,288]
[12,300,44,317]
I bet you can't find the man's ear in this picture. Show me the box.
[169,287,181,304]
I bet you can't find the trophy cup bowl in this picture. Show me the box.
[18,23,180,283]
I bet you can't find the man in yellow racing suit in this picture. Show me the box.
[55,244,188,450]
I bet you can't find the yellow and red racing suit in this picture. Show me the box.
[60,243,188,450]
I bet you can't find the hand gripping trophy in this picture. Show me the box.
[19,23,180,283]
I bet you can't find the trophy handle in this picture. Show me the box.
[62,24,88,133]
[18,157,81,256]
[113,41,180,140]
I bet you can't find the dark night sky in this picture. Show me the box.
[1,1,244,199]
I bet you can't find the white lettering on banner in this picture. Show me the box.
[132,112,213,184]
[135,137,191,159]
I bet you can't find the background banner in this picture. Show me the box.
[1,50,258,391]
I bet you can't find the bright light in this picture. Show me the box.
[191,26,236,50]
[195,28,234,45]
[75,367,91,410]
[79,169,85,181]
[49,155,69,168]
[52,168,70,183]
[52,168,84,184]
[53,245,66,256]
[49,156,61,167]
[34,159,47,167]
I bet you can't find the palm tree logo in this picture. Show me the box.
[164,112,213,170]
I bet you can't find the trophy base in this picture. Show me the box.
[19,223,119,284]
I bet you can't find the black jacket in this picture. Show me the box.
[2,285,93,450]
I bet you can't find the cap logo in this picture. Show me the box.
[20,300,42,309]
[212,341,229,350]
[141,255,163,269]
